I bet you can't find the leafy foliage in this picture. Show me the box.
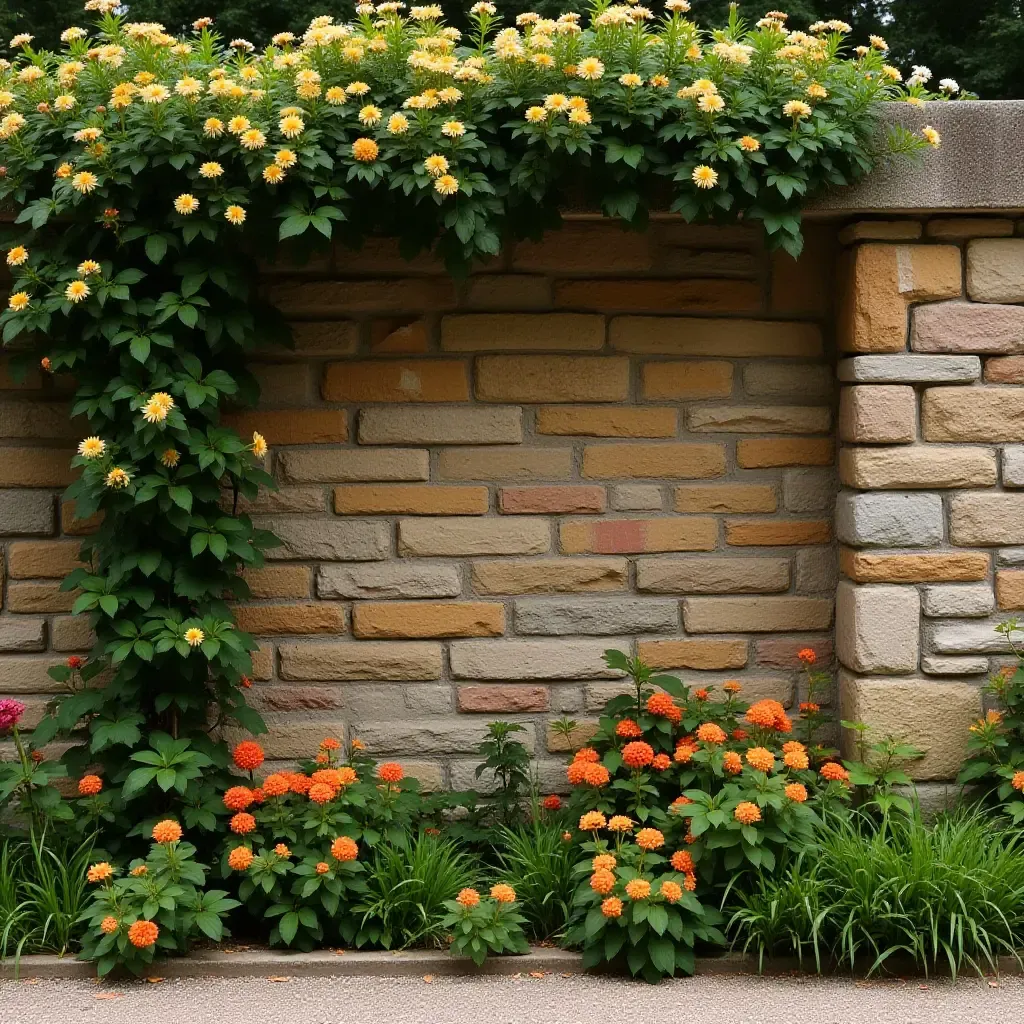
[442,885,530,965]
[474,721,532,827]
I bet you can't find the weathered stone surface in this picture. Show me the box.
[233,487,326,515]
[50,615,95,651]
[742,363,833,398]
[724,520,830,547]
[475,356,629,403]
[637,638,748,670]
[783,470,837,513]
[536,406,677,438]
[999,548,1024,566]
[839,386,916,444]
[471,558,627,594]
[240,566,311,600]
[950,493,1024,545]
[796,548,838,593]
[513,598,678,635]
[261,519,390,561]
[278,448,428,483]
[456,686,550,713]
[611,485,663,511]
[925,619,1012,655]
[352,602,505,638]
[926,217,1014,240]
[921,655,990,676]
[0,448,75,487]
[449,639,627,680]
[682,597,832,633]
[841,549,991,584]
[921,584,995,618]
[984,356,1024,383]
[322,359,469,403]
[835,492,943,548]
[967,239,1024,302]
[839,220,923,244]
[839,673,979,780]
[441,313,605,352]
[333,485,488,515]
[636,556,790,594]
[676,484,777,514]
[687,405,831,434]
[839,446,997,489]
[7,540,83,578]
[555,278,761,313]
[582,443,726,480]
[755,637,833,670]
[836,581,919,674]
[609,317,822,357]
[0,619,46,652]
[922,387,1024,442]
[736,438,834,467]
[317,563,462,600]
[0,490,54,534]
[837,354,981,384]
[640,361,734,400]
[438,447,572,481]
[232,603,347,636]
[278,641,443,680]
[223,409,348,445]
[358,406,523,445]
[399,518,550,557]
[356,720,529,756]
[561,518,717,554]
[499,486,605,514]
[913,301,1024,354]
[1002,447,1024,488]
[996,569,1024,609]
[0,655,69,692]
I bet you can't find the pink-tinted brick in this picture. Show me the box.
[755,638,834,669]
[457,686,550,713]
[499,486,606,514]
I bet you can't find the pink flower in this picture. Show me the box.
[0,699,25,731]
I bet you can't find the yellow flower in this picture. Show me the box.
[53,94,77,112]
[279,114,304,138]
[544,93,569,112]
[739,135,761,152]
[387,113,409,134]
[174,194,199,215]
[225,205,247,225]
[7,292,29,312]
[6,246,28,267]
[692,78,718,95]
[78,436,106,458]
[71,171,98,194]
[203,117,225,137]
[806,83,828,100]
[160,448,180,467]
[0,91,13,110]
[692,164,718,189]
[263,165,286,184]
[240,128,267,150]
[142,392,174,423]
[346,81,370,96]
[922,125,941,148]
[352,138,379,162]
[650,74,670,88]
[698,93,725,113]
[905,96,924,107]
[568,108,592,125]
[139,84,170,104]
[184,627,205,647]
[434,174,459,196]
[105,467,131,489]
[577,57,604,80]
[423,154,449,177]
[251,431,268,459]
[275,149,298,168]
[325,87,347,105]
[175,76,204,97]
[882,65,902,82]
[199,161,224,178]
[619,73,643,88]
[525,106,546,123]
[228,115,251,135]
[359,104,382,126]
[783,99,812,118]
[65,280,91,303]
[441,120,465,137]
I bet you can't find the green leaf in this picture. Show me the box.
[130,335,151,362]
[145,235,168,264]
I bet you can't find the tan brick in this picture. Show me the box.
[536,406,677,438]
[922,387,1024,442]
[512,223,653,273]
[334,237,444,273]
[736,438,834,468]
[322,360,469,403]
[725,520,831,547]
[279,448,429,483]
[610,317,822,357]
[926,217,1015,241]
[441,313,605,352]
[560,518,717,554]
[687,405,831,434]
[0,400,78,440]
[742,363,834,398]
[369,318,429,354]
[353,602,505,638]
[546,721,600,752]
[472,558,628,594]
[50,615,95,651]
[770,223,835,318]
[755,638,833,669]
[60,500,102,536]
[683,596,833,633]
[250,364,312,406]
[840,548,990,584]
[996,570,1024,610]
[499,486,605,514]
[838,244,962,353]
[638,639,748,670]
[838,446,997,489]
[984,356,1024,383]
[279,641,443,680]
[839,220,923,244]
[399,518,550,556]
[437,447,571,481]
[222,409,348,445]
[457,685,549,713]
[636,556,790,593]
[0,448,75,487]
[287,321,359,358]
[233,487,326,515]
[272,278,455,315]
[7,540,84,578]
[358,406,522,445]
[554,278,761,313]
[462,276,552,310]
[582,443,725,480]
[333,484,488,515]
[240,566,311,599]
[674,484,777,513]
[232,603,347,635]
[641,361,734,400]
[475,355,628,403]
[7,582,76,613]
[950,493,1024,545]
[251,644,273,680]
[839,385,917,443]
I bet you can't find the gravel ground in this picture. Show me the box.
[0,972,1019,1024]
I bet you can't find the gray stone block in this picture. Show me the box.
[1003,446,1024,488]
[513,598,678,635]
[449,639,628,680]
[783,469,838,513]
[837,355,981,384]
[0,490,55,535]
[926,619,1014,655]
[317,564,461,600]
[921,584,995,619]
[921,655,990,676]
[795,548,838,595]
[0,618,46,652]
[836,581,919,674]
[999,547,1024,566]
[260,519,390,561]
[610,485,662,511]
[835,492,943,548]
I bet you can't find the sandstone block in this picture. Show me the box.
[839,446,997,489]
[0,448,75,487]
[688,405,831,434]
[438,447,572,481]
[271,278,454,315]
[926,619,1012,655]
[441,313,605,351]
[512,223,652,273]
[370,319,429,354]
[279,641,443,680]
[998,548,1024,566]
[333,485,488,515]
[475,355,629,403]
[287,321,359,358]
[837,354,981,384]
[50,615,95,652]
[840,549,990,584]
[783,470,837,513]
[1004,447,1024,488]
[246,363,311,405]
[353,720,517,757]
[449,639,627,680]
[399,517,549,557]
[278,448,429,483]
[7,582,75,613]
[611,485,664,511]
[921,584,995,618]
[317,563,462,600]
[0,490,54,534]
[233,487,326,515]
[560,518,717,554]
[925,217,1014,240]
[232,603,347,636]
[835,492,943,548]
[7,540,83,578]
[637,639,748,670]
[921,655,990,676]
[471,558,627,594]
[536,406,677,438]
[736,438,834,467]
[682,597,832,633]
[636,556,790,594]
[353,602,505,638]
[755,638,833,670]
[984,356,1024,383]
[913,301,1024,354]
[640,361,734,400]
[996,570,1024,610]
[513,598,678,635]
[240,565,311,599]
[675,484,776,514]
[835,581,919,674]
[222,409,348,445]
[839,386,917,444]
[839,221,923,244]
[0,655,70,691]
[0,619,46,652]
[742,363,834,398]
[609,317,822,357]
[967,239,1024,302]
[461,275,551,310]
[457,686,549,713]
[725,520,831,547]
[499,486,605,514]
[545,721,600,753]
[795,548,838,594]
[950,493,1024,545]
[60,501,101,537]
[923,387,1024,442]
[554,278,761,313]
[251,645,273,680]
[358,406,522,445]
[261,519,390,561]
[582,443,725,480]
[322,360,469,403]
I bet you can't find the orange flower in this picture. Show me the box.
[590,869,616,894]
[820,761,850,783]
[784,749,810,770]
[785,783,808,803]
[745,699,790,730]
[616,718,642,738]
[579,810,607,831]
[652,753,672,771]
[312,769,343,791]
[592,853,616,871]
[315,861,330,875]
[315,753,329,765]
[696,722,726,745]
[734,801,762,825]
[309,782,334,804]
[543,794,562,811]
[152,819,182,844]
[289,773,312,795]
[223,785,254,811]
[1012,771,1024,792]
[601,896,623,918]
[573,747,600,764]
[625,878,651,900]
[352,137,379,162]
[607,815,634,833]
[797,648,817,665]
[622,741,655,769]
[674,741,697,763]
[233,740,264,771]
[646,692,681,723]
[723,680,742,695]
[723,751,743,775]
[78,774,103,796]
[377,762,404,783]
[229,846,254,870]
[128,920,159,948]
[100,915,118,935]
[456,887,480,907]
[732,728,748,741]
[745,747,775,772]
[274,843,291,857]
[672,795,693,807]
[636,827,665,851]
[230,812,256,834]
[670,850,694,873]
[693,688,710,701]
[337,766,358,786]
[131,865,148,877]
[683,870,697,891]
[800,702,820,714]
[331,835,359,862]
[782,740,806,754]
[490,883,516,903]
[567,761,589,785]
[582,762,610,786]
[320,737,341,751]
[263,773,290,797]
[659,880,683,903]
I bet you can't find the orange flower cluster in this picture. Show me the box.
[490,883,516,903]
[625,878,651,900]
[568,745,610,787]
[456,887,480,907]
[377,762,404,783]
[274,843,291,857]
[262,773,290,797]
[734,801,762,825]
[1013,771,1024,792]
[330,835,358,862]
[100,915,119,935]
[152,820,182,844]
[590,869,615,895]
[744,699,792,733]
[636,827,664,851]
[592,853,616,871]
[78,774,103,796]
[607,814,634,833]
[601,896,623,918]
[320,737,341,751]
[228,846,254,871]
[820,761,850,783]
[785,783,808,803]
[645,692,681,724]
[745,747,775,772]
[659,880,682,903]
[128,919,159,949]
[579,811,607,831]
[622,741,655,770]
[223,785,254,811]
[723,750,743,774]
[232,740,264,771]
[230,812,256,834]
[674,739,697,763]
[652,753,672,771]
[696,722,726,745]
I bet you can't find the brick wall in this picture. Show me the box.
[0,218,840,788]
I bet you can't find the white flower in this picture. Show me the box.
[939,78,960,94]
[911,65,933,83]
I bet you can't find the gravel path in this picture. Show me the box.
[0,972,1019,1024]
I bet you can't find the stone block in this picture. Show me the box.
[742,363,833,398]
[609,317,822,357]
[369,318,428,354]
[278,448,429,483]
[682,596,832,633]
[736,438,834,467]
[835,581,919,674]
[926,619,1012,655]
[449,639,627,680]
[754,638,833,670]
[352,602,505,638]
[922,387,1024,442]
[0,448,75,487]
[675,484,777,514]
[398,517,550,557]
[440,313,605,352]
[913,301,1024,354]
[278,641,443,680]
[232,604,347,636]
[687,406,831,435]
[999,548,1024,566]
[839,220,923,244]
[50,615,95,651]
[1003,447,1024,488]
[782,470,837,513]
[560,518,717,554]
[471,558,627,594]
[333,485,488,515]
[233,487,326,515]
[837,354,981,384]
[925,217,1014,240]
[996,570,1024,610]
[640,361,734,400]
[636,556,790,594]
[795,548,838,594]
[554,278,761,313]
[322,359,469,403]
[271,278,454,315]
[353,720,519,757]
[921,584,995,618]
[611,485,664,511]
[841,549,990,584]
[839,386,916,444]
[835,492,943,548]
[725,520,831,547]
[456,686,550,713]
[240,566,311,599]
[582,443,726,480]
[475,356,629,403]
[438,448,572,481]
[637,639,748,670]
[7,540,83,578]
[839,446,997,489]
[0,619,46,652]
[7,582,75,613]
[358,406,523,445]
[966,239,1024,302]
[499,486,605,514]
[317,563,462,600]
[536,406,677,438]
[0,655,69,691]
[286,321,359,358]
[222,409,348,445]
[513,598,678,635]
[261,519,390,561]
[921,655,990,676]
[0,490,54,534]
[950,493,1024,545]
[461,275,551,310]
[984,356,1024,383]
[839,673,979,780]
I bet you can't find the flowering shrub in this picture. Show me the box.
[442,884,530,965]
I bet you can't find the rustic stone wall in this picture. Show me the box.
[837,216,1024,783]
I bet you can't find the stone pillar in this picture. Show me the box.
[834,217,1024,781]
